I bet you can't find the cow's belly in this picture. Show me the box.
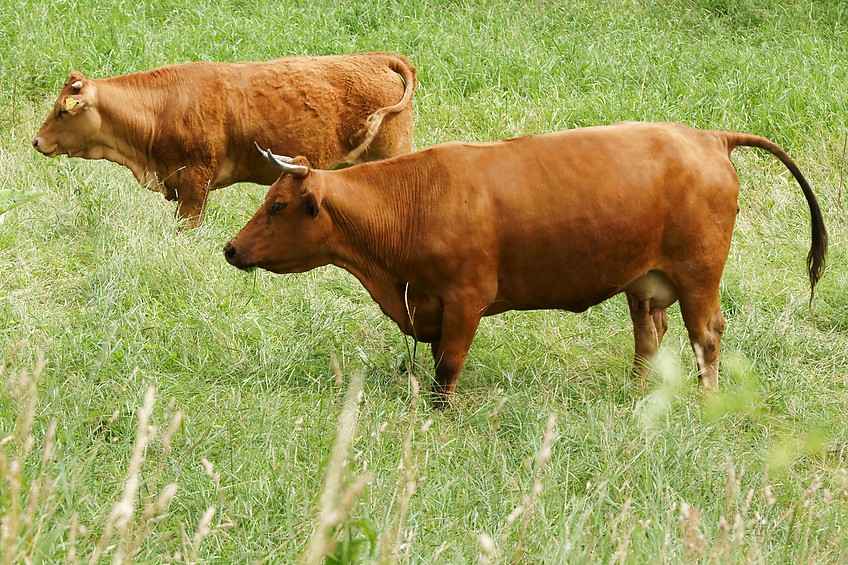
[492,262,677,314]
[486,208,683,312]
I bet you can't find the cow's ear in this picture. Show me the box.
[302,190,322,219]
[62,95,86,113]
[67,71,85,92]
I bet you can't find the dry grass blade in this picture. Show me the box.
[379,372,428,565]
[1,459,23,565]
[477,533,496,565]
[184,506,217,564]
[838,129,847,207]
[1,354,46,565]
[512,414,556,562]
[300,369,368,565]
[678,500,705,561]
[89,386,156,564]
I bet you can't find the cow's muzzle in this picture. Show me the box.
[31,136,56,156]
[223,241,256,270]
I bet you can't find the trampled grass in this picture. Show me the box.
[2,0,848,562]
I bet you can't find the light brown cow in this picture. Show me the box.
[32,53,417,227]
[223,122,827,405]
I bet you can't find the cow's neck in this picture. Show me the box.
[84,79,163,188]
[324,173,424,333]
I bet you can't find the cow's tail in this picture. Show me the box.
[724,132,828,305]
[339,55,418,166]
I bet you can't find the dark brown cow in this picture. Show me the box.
[32,53,417,227]
[224,122,827,405]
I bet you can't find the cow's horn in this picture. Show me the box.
[70,81,83,89]
[253,142,309,178]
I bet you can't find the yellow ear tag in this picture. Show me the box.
[64,97,79,111]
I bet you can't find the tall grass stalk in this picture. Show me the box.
[378,371,431,564]
[301,368,371,564]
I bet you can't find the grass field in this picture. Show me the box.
[2,0,848,562]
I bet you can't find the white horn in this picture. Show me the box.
[253,142,309,178]
[70,81,83,89]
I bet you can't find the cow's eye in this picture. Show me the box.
[270,201,288,212]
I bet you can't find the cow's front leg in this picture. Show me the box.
[429,300,483,408]
[172,171,213,229]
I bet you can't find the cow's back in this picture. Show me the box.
[109,54,414,188]
[219,55,411,168]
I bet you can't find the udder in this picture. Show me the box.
[623,270,678,309]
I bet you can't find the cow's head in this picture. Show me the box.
[32,71,101,157]
[224,145,332,274]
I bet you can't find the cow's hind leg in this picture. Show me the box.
[623,271,676,378]
[678,292,725,390]
[626,292,669,378]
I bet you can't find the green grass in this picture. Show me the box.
[2,0,848,562]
